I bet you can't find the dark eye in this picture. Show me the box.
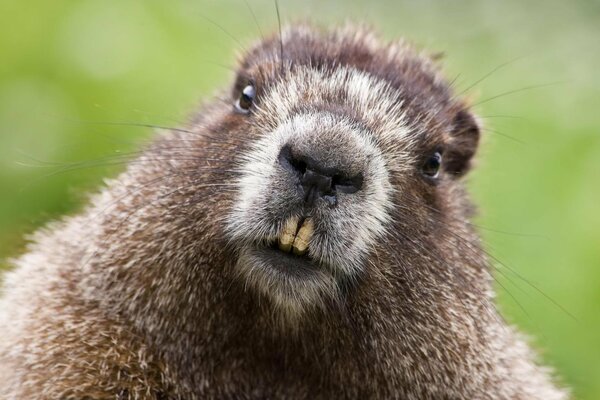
[235,84,256,114]
[422,151,442,178]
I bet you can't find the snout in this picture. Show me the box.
[227,112,392,311]
[278,144,364,207]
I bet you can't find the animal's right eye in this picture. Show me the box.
[235,84,256,114]
[422,151,442,179]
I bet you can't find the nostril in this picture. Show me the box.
[332,173,363,194]
[331,174,344,187]
[278,145,306,176]
[291,158,307,175]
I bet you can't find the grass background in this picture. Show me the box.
[0,0,598,397]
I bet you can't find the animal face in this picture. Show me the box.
[223,25,481,316]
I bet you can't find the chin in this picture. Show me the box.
[234,243,341,320]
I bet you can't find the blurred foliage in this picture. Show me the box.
[0,0,599,397]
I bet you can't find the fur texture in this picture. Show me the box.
[0,25,567,399]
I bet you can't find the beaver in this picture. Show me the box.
[0,24,567,399]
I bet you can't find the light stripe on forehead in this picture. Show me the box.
[256,65,412,142]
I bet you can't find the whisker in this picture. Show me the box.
[397,190,577,322]
[17,155,236,192]
[481,126,527,145]
[472,226,549,240]
[455,56,525,99]
[274,0,284,73]
[400,192,548,240]
[69,120,198,135]
[80,174,237,274]
[243,0,264,40]
[197,12,248,54]
[385,221,506,332]
[200,59,239,74]
[479,114,526,121]
[473,81,564,107]
[447,72,462,92]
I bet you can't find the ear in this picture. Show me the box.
[445,109,481,177]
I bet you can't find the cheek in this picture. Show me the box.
[421,185,441,209]
[397,171,442,208]
[395,180,463,241]
[424,180,458,216]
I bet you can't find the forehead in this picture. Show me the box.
[238,25,460,144]
[239,25,455,116]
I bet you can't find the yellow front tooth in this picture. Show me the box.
[292,246,307,256]
[292,218,313,256]
[279,216,299,253]
[278,240,292,253]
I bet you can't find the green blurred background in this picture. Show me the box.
[0,0,598,397]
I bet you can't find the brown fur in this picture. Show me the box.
[0,25,567,399]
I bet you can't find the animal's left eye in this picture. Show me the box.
[422,151,442,179]
[235,84,256,114]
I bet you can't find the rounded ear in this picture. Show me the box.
[445,109,481,177]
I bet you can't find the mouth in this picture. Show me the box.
[274,216,313,256]
[252,216,320,274]
[235,215,339,315]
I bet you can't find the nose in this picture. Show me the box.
[278,145,363,207]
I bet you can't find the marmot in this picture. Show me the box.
[0,24,568,399]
